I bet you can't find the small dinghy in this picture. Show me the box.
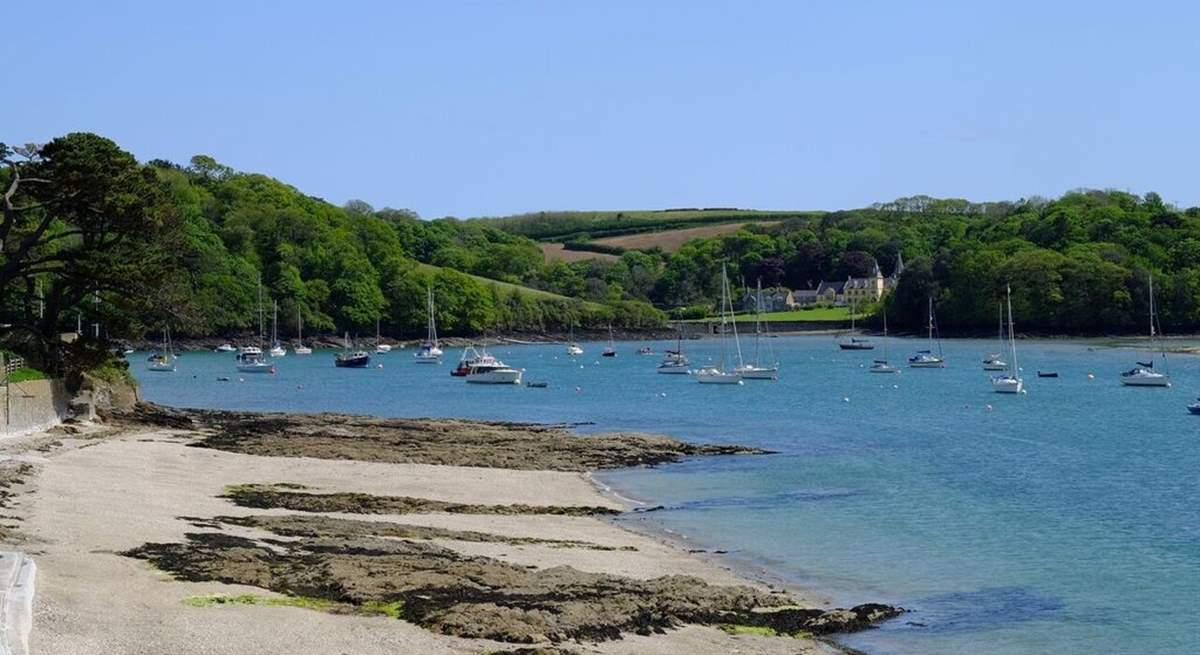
[526,381,549,388]
[1037,371,1059,378]
[1189,400,1200,415]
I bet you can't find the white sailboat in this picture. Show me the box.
[1121,274,1171,387]
[991,285,1023,393]
[146,328,177,372]
[294,308,312,355]
[982,301,1007,371]
[565,323,584,356]
[602,324,617,357]
[869,312,899,374]
[657,330,691,374]
[237,276,275,373]
[696,264,744,385]
[269,300,287,357]
[414,286,443,363]
[374,317,392,354]
[908,297,946,368]
[735,278,779,379]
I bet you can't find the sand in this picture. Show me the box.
[4,422,855,655]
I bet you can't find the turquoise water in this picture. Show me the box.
[132,337,1200,655]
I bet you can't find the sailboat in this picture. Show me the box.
[374,318,392,354]
[908,297,946,368]
[336,332,371,368]
[735,278,779,379]
[696,264,744,384]
[838,298,875,350]
[1121,274,1170,387]
[869,312,899,373]
[269,300,287,357]
[981,301,1007,370]
[146,329,177,372]
[602,324,617,357]
[565,323,583,356]
[991,285,1023,393]
[294,308,313,355]
[414,286,443,363]
[237,277,276,373]
[657,329,691,374]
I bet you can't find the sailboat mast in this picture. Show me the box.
[754,279,763,366]
[726,266,744,368]
[1007,285,1018,377]
[927,297,933,347]
[257,275,264,348]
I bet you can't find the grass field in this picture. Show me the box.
[481,208,822,241]
[415,263,604,308]
[592,221,780,253]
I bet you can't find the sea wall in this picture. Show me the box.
[675,320,852,336]
[0,379,71,437]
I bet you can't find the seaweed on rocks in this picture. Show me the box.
[222,484,617,517]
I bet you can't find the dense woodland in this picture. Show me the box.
[4,132,1200,372]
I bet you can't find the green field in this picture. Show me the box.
[414,263,604,308]
[479,208,823,242]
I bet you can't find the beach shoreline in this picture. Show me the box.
[1,406,898,655]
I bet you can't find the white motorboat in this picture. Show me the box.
[463,348,522,384]
[565,324,583,356]
[413,286,443,363]
[215,343,236,353]
[735,278,779,380]
[909,297,946,368]
[697,264,744,385]
[991,285,1023,394]
[1121,274,1171,387]
[869,312,900,373]
[146,329,177,372]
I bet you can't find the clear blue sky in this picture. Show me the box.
[5,1,1198,218]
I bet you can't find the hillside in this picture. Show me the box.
[479,208,821,242]
[591,220,782,253]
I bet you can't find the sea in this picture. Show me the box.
[132,336,1200,655]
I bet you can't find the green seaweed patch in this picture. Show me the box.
[718,623,779,637]
[183,593,338,612]
[360,599,405,619]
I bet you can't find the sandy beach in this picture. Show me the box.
[0,409,895,654]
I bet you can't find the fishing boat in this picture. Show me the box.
[991,285,1023,394]
[294,309,312,355]
[1121,274,1170,387]
[696,264,744,385]
[269,300,287,357]
[463,347,522,384]
[335,333,371,368]
[215,343,235,353]
[869,312,899,373]
[909,297,946,368]
[237,277,276,373]
[374,318,391,354]
[414,286,443,363]
[982,301,1008,371]
[838,299,874,350]
[452,345,482,376]
[146,329,177,372]
[602,325,617,357]
[657,331,691,374]
[735,278,779,379]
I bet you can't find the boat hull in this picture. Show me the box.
[1189,404,1200,415]
[909,360,945,368]
[465,369,522,384]
[736,366,778,380]
[1120,376,1171,387]
[294,347,313,355]
[869,365,899,374]
[146,364,176,372]
[992,377,1023,393]
[839,343,875,351]
[335,355,371,368]
[413,354,442,363]
[696,370,743,384]
[982,363,1007,371]
[236,364,275,374]
[656,365,691,374]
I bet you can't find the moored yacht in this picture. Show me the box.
[734,278,779,380]
[463,347,522,384]
[657,332,691,374]
[837,299,874,350]
[696,264,743,385]
[1121,274,1170,387]
[294,309,312,355]
[869,312,899,373]
[909,297,946,368]
[146,329,177,372]
[990,285,1023,394]
[982,302,1007,370]
[413,286,443,363]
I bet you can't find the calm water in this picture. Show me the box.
[133,337,1200,655]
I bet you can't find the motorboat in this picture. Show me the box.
[463,349,522,384]
[215,343,236,353]
[566,343,584,356]
[1188,398,1200,415]
[452,346,482,376]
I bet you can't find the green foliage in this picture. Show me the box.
[182,593,339,612]
[6,367,48,383]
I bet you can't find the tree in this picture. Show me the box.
[1,133,185,370]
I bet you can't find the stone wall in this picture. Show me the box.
[0,379,71,437]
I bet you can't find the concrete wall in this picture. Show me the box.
[0,379,70,437]
[675,319,852,336]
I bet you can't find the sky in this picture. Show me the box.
[4,1,1199,218]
